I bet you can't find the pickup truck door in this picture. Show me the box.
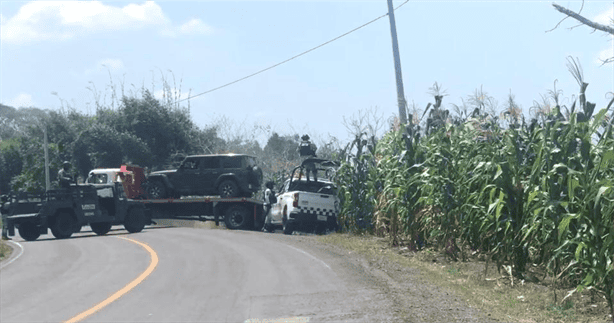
[269,180,289,223]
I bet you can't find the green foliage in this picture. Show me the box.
[335,78,614,316]
[335,133,378,233]
[110,90,199,165]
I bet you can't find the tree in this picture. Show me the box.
[73,123,152,176]
[552,2,614,64]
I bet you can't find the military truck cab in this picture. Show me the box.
[3,183,149,241]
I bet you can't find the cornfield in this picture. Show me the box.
[334,61,614,319]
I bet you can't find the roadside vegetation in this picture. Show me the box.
[1,58,613,321]
[0,73,339,195]
[333,58,614,322]
[0,219,10,261]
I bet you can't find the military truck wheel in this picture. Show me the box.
[51,212,75,239]
[18,222,41,241]
[282,215,294,235]
[218,180,239,198]
[224,205,250,230]
[124,208,146,233]
[147,181,167,199]
[90,222,112,235]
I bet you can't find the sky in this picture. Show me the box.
[1,0,613,146]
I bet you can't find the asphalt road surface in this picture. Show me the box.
[1,226,396,322]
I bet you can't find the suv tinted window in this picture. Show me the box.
[222,157,242,169]
[246,157,257,168]
[181,159,199,170]
[199,157,220,170]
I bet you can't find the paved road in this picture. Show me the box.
[0,226,394,322]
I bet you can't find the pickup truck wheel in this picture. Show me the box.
[315,223,327,235]
[147,181,167,199]
[218,180,239,198]
[224,205,249,230]
[282,215,294,235]
[90,222,112,235]
[124,208,146,233]
[18,222,41,241]
[51,212,75,239]
[328,217,339,232]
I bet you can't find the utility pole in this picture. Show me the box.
[44,126,50,191]
[387,0,408,125]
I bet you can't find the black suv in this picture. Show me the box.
[146,154,262,199]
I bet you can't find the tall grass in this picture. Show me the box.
[334,65,614,319]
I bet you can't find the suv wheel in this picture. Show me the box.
[218,180,239,198]
[147,180,167,199]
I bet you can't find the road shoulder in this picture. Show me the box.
[0,241,16,265]
[289,233,498,323]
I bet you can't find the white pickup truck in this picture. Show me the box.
[268,168,340,235]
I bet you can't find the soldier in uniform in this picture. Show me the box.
[1,194,10,240]
[58,161,74,189]
[261,181,276,232]
[298,135,318,182]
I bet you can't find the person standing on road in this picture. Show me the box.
[1,194,11,240]
[58,161,74,189]
[262,181,276,232]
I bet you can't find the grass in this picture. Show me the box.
[0,219,11,261]
[0,240,10,261]
[318,232,612,323]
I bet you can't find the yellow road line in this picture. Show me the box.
[65,237,159,323]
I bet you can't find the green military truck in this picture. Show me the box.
[2,183,149,241]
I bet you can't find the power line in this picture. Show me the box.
[178,0,410,103]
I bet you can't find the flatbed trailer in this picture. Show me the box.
[115,164,265,230]
[137,196,264,230]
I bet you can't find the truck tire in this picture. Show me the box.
[18,222,41,241]
[90,222,112,235]
[224,205,250,230]
[51,212,75,239]
[328,216,339,232]
[218,180,239,198]
[124,207,146,233]
[147,180,167,199]
[315,223,327,235]
[282,215,294,235]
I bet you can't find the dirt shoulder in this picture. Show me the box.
[287,233,498,323]
[309,233,612,323]
[0,240,14,262]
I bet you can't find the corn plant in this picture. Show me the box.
[335,133,378,233]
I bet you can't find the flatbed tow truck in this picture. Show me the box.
[118,164,265,231]
[2,165,265,241]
